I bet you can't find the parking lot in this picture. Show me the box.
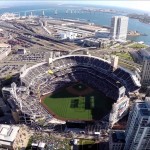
[10,52,46,62]
[0,64,23,78]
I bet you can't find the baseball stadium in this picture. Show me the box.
[2,54,141,126]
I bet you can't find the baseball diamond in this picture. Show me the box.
[41,83,114,121]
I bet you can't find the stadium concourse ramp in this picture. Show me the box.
[3,54,141,126]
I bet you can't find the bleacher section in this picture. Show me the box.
[21,55,140,95]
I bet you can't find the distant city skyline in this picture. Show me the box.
[0,1,150,12]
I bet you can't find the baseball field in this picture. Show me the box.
[41,83,114,121]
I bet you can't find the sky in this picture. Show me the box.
[0,1,150,12]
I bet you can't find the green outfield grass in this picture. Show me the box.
[43,84,114,120]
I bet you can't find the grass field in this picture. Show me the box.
[111,51,133,61]
[42,83,114,121]
[129,43,148,49]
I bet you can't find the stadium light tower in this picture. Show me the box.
[46,51,54,65]
[11,83,16,97]
[20,64,27,86]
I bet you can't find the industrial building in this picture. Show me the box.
[51,25,92,37]
[0,124,20,150]
[124,98,150,150]
[17,48,27,55]
[57,32,78,40]
[0,13,20,21]
[84,38,112,48]
[110,16,128,40]
[0,43,11,61]
[95,30,110,38]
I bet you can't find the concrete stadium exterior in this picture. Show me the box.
[2,54,141,127]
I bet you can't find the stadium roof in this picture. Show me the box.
[20,54,141,87]
[20,55,111,78]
